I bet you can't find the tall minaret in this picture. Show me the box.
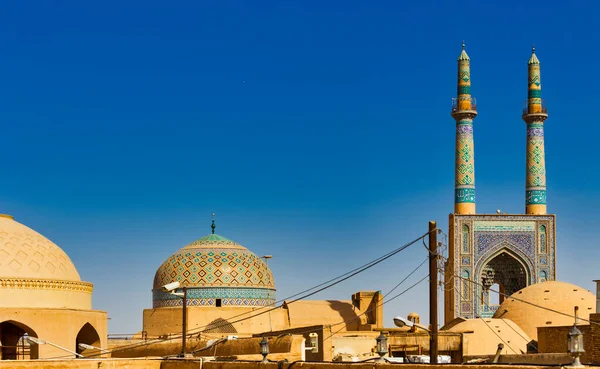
[523,46,548,214]
[451,42,478,214]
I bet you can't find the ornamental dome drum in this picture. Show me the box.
[153,232,275,308]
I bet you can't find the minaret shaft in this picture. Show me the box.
[452,44,477,214]
[523,47,548,215]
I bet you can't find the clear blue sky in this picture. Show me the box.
[1,1,599,334]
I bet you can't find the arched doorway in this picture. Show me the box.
[0,321,38,360]
[479,249,529,316]
[75,323,101,357]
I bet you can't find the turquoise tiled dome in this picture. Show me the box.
[152,234,275,308]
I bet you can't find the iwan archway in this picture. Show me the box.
[476,248,531,317]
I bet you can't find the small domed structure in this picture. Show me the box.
[443,317,531,356]
[407,312,420,324]
[492,281,595,340]
[153,233,275,308]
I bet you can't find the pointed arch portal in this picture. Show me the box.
[479,249,529,312]
[75,323,101,356]
[0,321,39,360]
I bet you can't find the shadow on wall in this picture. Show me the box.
[205,318,238,334]
[0,320,39,360]
[327,301,361,330]
[76,323,101,356]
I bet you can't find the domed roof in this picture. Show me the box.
[0,214,81,281]
[492,281,595,340]
[443,318,531,355]
[153,233,275,290]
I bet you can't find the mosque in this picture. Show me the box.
[441,43,597,354]
[0,44,598,363]
[443,43,557,322]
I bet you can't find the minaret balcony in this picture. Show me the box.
[522,99,548,116]
[452,97,477,113]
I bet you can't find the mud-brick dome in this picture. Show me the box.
[152,233,275,308]
[0,214,93,309]
[0,214,80,281]
[492,281,595,340]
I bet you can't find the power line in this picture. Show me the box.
[454,274,599,327]
[265,257,430,339]
[322,274,430,343]
[46,230,436,360]
[449,270,521,354]
[478,317,518,354]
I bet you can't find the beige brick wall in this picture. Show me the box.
[538,325,592,363]
[590,313,600,364]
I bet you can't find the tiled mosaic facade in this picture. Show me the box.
[446,214,556,321]
[153,287,275,308]
[152,234,275,308]
[452,43,477,214]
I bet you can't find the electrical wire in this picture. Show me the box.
[450,271,521,354]
[454,274,600,327]
[478,316,518,354]
[278,256,430,338]
[44,230,436,360]
[322,274,430,343]
[178,228,437,338]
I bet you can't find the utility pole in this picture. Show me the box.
[429,221,438,364]
[180,287,188,358]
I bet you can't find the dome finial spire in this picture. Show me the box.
[457,41,470,61]
[211,213,216,234]
[528,44,540,65]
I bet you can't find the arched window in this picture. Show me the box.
[539,225,547,253]
[462,224,470,253]
[461,269,470,300]
[539,270,548,282]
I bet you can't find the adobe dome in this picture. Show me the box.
[0,214,93,310]
[443,318,531,355]
[0,214,80,281]
[492,281,595,340]
[153,233,275,308]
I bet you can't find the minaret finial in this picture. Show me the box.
[532,44,535,53]
[462,40,465,50]
[211,213,216,234]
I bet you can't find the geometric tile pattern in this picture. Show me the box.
[455,119,475,204]
[449,215,556,320]
[0,215,81,282]
[526,132,546,205]
[453,44,477,209]
[152,233,276,308]
[524,50,547,209]
[153,287,275,308]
